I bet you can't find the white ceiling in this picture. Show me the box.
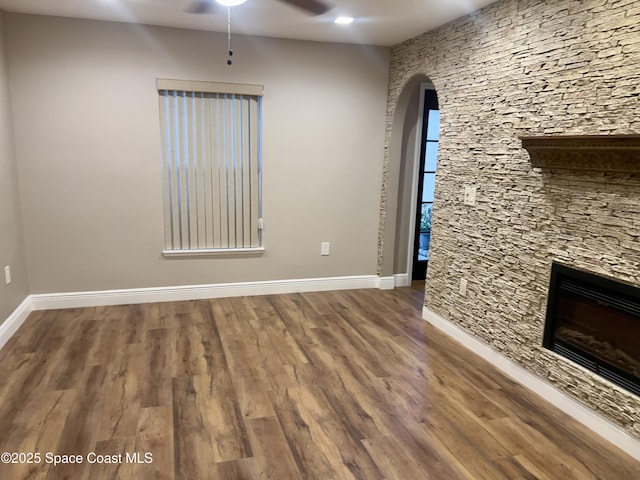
[0,0,500,46]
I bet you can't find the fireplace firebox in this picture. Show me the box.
[543,262,640,397]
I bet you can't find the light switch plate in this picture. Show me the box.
[464,186,477,206]
[459,278,468,296]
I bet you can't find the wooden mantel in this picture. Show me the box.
[520,134,640,172]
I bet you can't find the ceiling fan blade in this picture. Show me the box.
[277,0,332,16]
[187,0,219,14]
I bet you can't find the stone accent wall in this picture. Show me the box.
[382,0,640,438]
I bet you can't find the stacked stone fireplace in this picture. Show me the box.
[521,134,640,436]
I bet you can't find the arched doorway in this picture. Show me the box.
[380,75,439,286]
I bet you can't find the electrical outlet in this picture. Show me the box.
[464,186,477,206]
[4,265,11,285]
[321,242,330,256]
[459,278,468,297]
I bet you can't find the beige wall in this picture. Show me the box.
[0,11,28,322]
[5,14,389,293]
[384,0,640,437]
[392,85,421,276]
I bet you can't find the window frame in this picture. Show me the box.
[157,79,264,258]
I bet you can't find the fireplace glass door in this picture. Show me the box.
[543,263,640,397]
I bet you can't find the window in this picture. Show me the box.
[419,106,440,260]
[157,79,264,256]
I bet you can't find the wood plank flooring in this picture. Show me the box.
[0,287,638,479]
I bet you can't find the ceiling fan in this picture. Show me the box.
[188,0,332,16]
[188,0,333,65]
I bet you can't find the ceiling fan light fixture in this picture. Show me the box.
[215,0,248,6]
[334,16,354,25]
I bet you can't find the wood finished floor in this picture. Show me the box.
[0,287,638,480]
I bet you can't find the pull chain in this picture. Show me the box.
[227,7,233,65]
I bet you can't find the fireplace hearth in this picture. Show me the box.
[543,263,640,397]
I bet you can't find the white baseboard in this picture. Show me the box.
[0,296,33,350]
[30,275,383,311]
[393,273,411,288]
[378,276,395,290]
[423,306,640,461]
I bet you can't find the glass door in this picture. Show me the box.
[412,89,439,281]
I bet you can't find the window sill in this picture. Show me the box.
[162,247,265,258]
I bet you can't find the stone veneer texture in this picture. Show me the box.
[382,0,640,438]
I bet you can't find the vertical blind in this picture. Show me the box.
[158,80,263,253]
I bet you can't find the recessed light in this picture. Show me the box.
[334,16,354,25]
